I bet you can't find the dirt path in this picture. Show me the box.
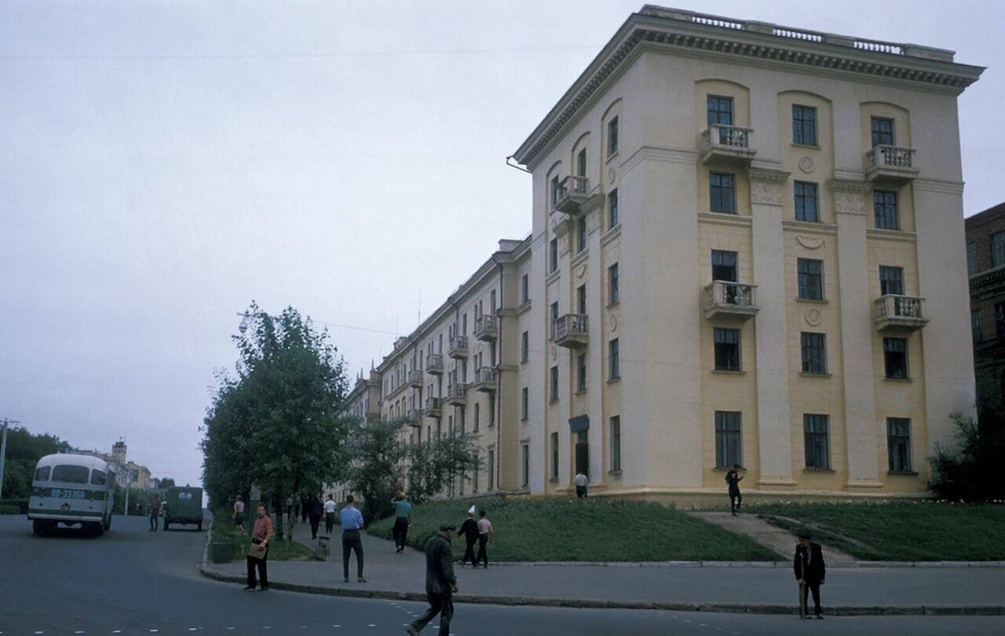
[689,511,857,566]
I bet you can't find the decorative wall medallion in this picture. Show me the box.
[805,308,822,327]
[798,156,815,174]
[575,264,587,279]
[551,345,558,361]
[609,313,618,332]
[796,235,825,250]
[608,167,616,184]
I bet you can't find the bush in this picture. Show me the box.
[0,498,28,514]
[929,412,1005,502]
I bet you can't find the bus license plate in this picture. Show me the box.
[52,489,85,500]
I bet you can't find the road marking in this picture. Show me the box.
[368,625,376,628]
[113,631,122,634]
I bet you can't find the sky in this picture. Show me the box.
[2,1,1003,489]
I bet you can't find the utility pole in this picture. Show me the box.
[0,418,21,501]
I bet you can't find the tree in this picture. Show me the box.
[929,411,1005,501]
[158,478,176,489]
[201,302,352,529]
[0,427,71,501]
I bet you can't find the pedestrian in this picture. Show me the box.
[574,471,589,498]
[339,494,366,583]
[458,508,478,567]
[475,508,493,568]
[405,523,458,636]
[391,488,413,553]
[149,494,161,532]
[794,529,826,619]
[232,495,245,532]
[244,502,274,591]
[725,464,744,515]
[300,495,309,524]
[324,494,337,534]
[309,493,324,539]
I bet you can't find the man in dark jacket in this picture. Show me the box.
[308,493,324,539]
[458,509,479,567]
[794,529,826,619]
[406,524,458,636]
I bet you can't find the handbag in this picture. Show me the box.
[247,541,267,559]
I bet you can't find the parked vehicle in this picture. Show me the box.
[28,453,115,536]
[163,486,203,531]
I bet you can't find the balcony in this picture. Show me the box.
[425,353,443,375]
[445,382,467,406]
[404,409,422,427]
[700,125,756,165]
[472,366,498,393]
[407,369,423,388]
[865,145,918,183]
[704,281,759,321]
[474,315,498,342]
[448,336,468,359]
[553,175,589,215]
[424,397,442,419]
[552,314,588,349]
[874,295,928,332]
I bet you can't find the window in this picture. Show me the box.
[551,432,559,480]
[714,411,742,468]
[792,105,817,146]
[873,190,899,230]
[794,181,818,222]
[489,394,495,425]
[608,263,620,305]
[997,303,1005,338]
[972,310,983,344]
[797,258,823,300]
[713,327,741,371]
[474,403,480,431]
[521,331,529,363]
[577,215,587,253]
[550,238,559,272]
[608,189,619,229]
[577,284,587,315]
[801,332,827,375]
[550,302,559,338]
[52,465,90,484]
[521,387,529,420]
[710,172,736,214]
[883,337,909,379]
[34,466,51,481]
[711,250,738,282]
[550,366,559,402]
[607,116,619,157]
[992,231,1005,268]
[871,117,895,147]
[887,417,912,472]
[521,274,530,303]
[550,175,560,207]
[804,414,830,469]
[488,450,495,489]
[577,148,587,177]
[707,95,734,126]
[967,242,977,276]
[611,416,622,472]
[879,266,904,296]
[577,353,587,392]
[90,469,107,486]
[609,338,620,380]
[521,443,529,487]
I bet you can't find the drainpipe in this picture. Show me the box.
[492,255,504,493]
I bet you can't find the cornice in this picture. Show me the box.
[866,228,917,243]
[621,146,698,177]
[697,212,753,228]
[914,178,966,196]
[513,8,983,168]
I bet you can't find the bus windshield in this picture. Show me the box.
[51,465,90,484]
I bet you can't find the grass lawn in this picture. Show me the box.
[368,498,781,562]
[754,502,1005,561]
[209,508,314,563]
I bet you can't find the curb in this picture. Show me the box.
[453,559,1005,569]
[195,565,1005,616]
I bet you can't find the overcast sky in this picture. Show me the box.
[2,1,1002,489]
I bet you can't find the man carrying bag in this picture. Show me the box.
[245,502,274,591]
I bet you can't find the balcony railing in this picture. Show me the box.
[445,382,468,406]
[407,369,423,388]
[405,409,421,427]
[474,315,498,342]
[865,145,918,183]
[448,336,469,359]
[704,281,759,320]
[874,295,928,331]
[425,353,443,375]
[472,366,498,393]
[552,314,589,348]
[424,397,442,419]
[700,125,756,164]
[553,175,589,215]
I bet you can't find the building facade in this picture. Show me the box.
[353,6,982,502]
[966,202,1005,427]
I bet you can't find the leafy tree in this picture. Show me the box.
[0,427,71,501]
[158,478,176,489]
[929,411,1005,501]
[406,430,481,504]
[201,302,351,533]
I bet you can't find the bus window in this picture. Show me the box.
[90,470,107,486]
[34,466,51,482]
[52,465,90,484]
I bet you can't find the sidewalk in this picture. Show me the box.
[200,530,1005,616]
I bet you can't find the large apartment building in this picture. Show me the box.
[966,202,1005,428]
[349,6,983,502]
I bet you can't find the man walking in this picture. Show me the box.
[458,508,479,567]
[574,471,589,499]
[149,494,161,532]
[232,495,245,532]
[392,488,413,553]
[794,529,826,619]
[405,524,458,636]
[244,503,274,591]
[475,509,493,568]
[308,493,324,539]
[340,494,366,583]
[725,464,744,515]
[324,494,337,535]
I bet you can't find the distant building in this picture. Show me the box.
[966,202,1005,427]
[73,441,153,489]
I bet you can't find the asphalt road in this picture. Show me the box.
[1,514,1003,636]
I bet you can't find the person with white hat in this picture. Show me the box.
[458,506,479,567]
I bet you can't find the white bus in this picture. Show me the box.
[28,453,115,536]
